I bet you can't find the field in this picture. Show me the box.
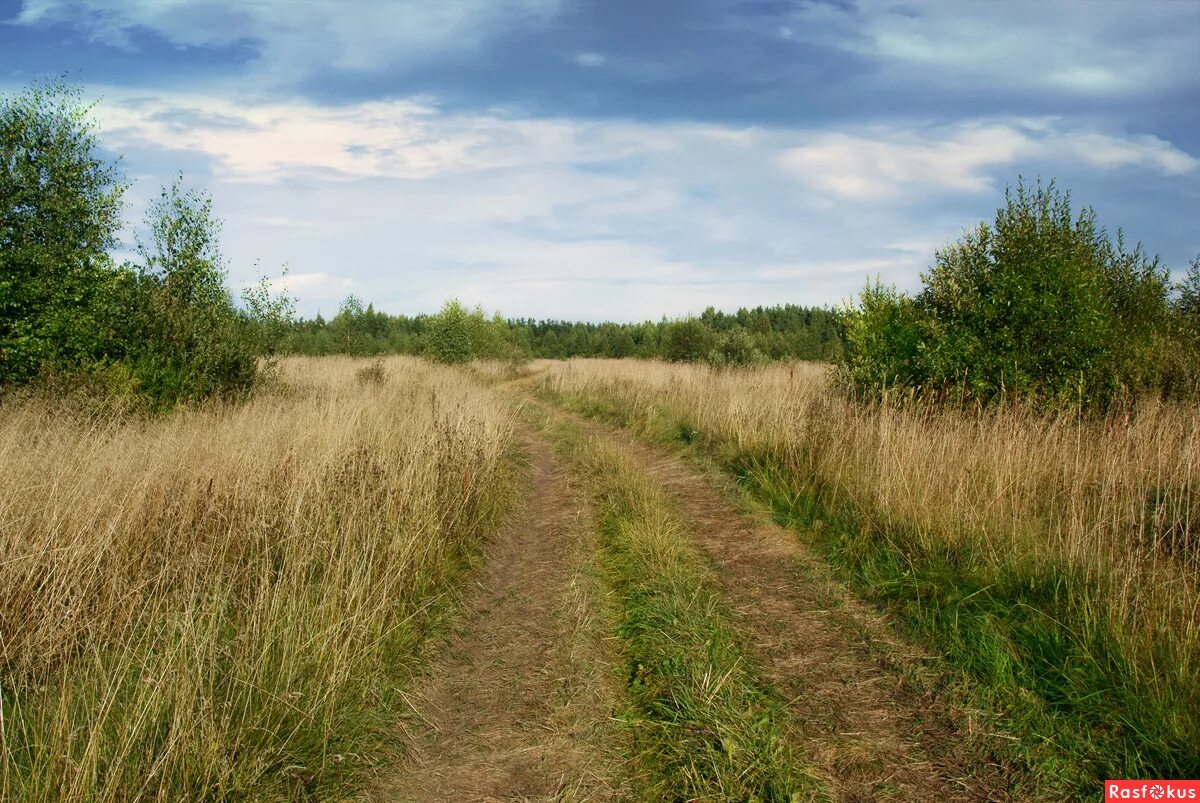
[2,355,1197,801]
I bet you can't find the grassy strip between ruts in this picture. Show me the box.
[535,382,1200,799]
[528,405,826,802]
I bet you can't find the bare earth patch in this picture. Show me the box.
[533,398,1014,802]
[372,429,625,802]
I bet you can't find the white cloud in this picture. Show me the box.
[574,52,605,67]
[84,90,1199,319]
[785,0,1199,96]
[266,271,353,297]
[779,121,1197,200]
[95,94,587,182]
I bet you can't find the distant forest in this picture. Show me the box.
[283,301,845,363]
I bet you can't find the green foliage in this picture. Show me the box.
[241,263,298,364]
[840,179,1184,407]
[424,299,475,364]
[422,299,528,364]
[0,77,127,382]
[0,80,289,410]
[1180,254,1200,321]
[705,327,762,368]
[281,303,844,363]
[662,317,714,363]
[109,177,262,407]
[839,278,925,392]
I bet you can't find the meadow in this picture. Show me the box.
[535,358,1200,789]
[3,354,1198,800]
[0,357,514,801]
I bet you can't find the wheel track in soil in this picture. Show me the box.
[375,378,1016,801]
[518,389,1015,803]
[372,427,625,802]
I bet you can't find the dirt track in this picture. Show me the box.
[377,388,1012,801]
[540,402,1010,802]
[373,428,624,802]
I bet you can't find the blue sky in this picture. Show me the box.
[3,0,1198,320]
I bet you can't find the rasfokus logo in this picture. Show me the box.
[1106,781,1200,800]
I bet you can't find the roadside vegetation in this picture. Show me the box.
[535,358,1200,792]
[0,356,515,801]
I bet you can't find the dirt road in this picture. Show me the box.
[373,429,625,802]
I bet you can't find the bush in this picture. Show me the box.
[424,300,475,364]
[423,299,527,364]
[706,328,763,368]
[662,318,714,363]
[1,80,288,410]
[839,179,1181,408]
[839,279,925,394]
[110,177,261,407]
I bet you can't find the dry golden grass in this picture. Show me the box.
[536,358,1200,782]
[0,356,515,801]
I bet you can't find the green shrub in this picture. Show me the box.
[839,278,925,395]
[110,177,261,408]
[662,318,714,363]
[1,81,287,410]
[840,179,1182,408]
[705,327,762,368]
[423,299,527,364]
[424,299,475,364]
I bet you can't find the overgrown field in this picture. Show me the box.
[535,358,1200,792]
[0,357,515,801]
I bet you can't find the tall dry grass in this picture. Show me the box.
[0,356,514,801]
[536,358,1200,783]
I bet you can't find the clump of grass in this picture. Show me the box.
[355,358,387,385]
[0,356,515,801]
[535,358,1200,793]
[548,422,822,801]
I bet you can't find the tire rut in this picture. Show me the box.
[373,427,624,802]
[526,396,1014,803]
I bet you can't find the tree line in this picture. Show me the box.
[282,300,844,366]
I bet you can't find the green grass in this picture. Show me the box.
[539,383,1200,799]
[540,415,825,802]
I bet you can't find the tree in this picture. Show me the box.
[241,263,297,363]
[425,299,473,364]
[706,327,762,368]
[662,317,714,362]
[840,179,1176,407]
[1179,254,1200,322]
[115,177,259,405]
[0,77,126,382]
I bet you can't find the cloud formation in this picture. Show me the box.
[779,121,1197,199]
[4,0,1197,319]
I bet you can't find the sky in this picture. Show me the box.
[2,0,1198,321]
